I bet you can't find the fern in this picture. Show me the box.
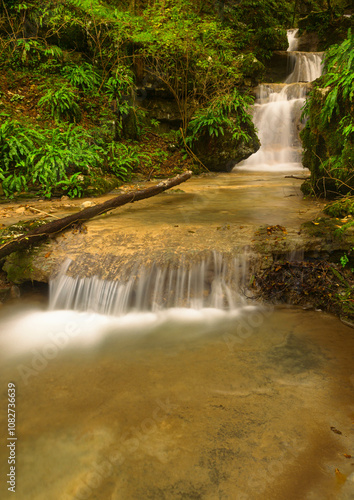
[38,85,81,122]
[186,90,254,145]
[61,63,101,91]
[320,87,339,125]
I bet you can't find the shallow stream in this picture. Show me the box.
[0,29,353,500]
[0,304,353,499]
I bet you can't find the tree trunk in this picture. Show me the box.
[0,171,192,260]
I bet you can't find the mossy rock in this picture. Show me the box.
[84,175,120,196]
[192,119,260,173]
[3,250,41,284]
[301,217,341,238]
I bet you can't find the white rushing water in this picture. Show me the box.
[0,252,254,358]
[235,30,324,172]
[285,52,324,84]
[49,253,249,315]
[287,28,299,51]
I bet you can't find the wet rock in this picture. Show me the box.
[80,201,95,209]
[191,120,260,172]
[235,53,265,86]
[296,31,320,52]
[10,285,20,299]
[15,206,26,214]
[264,51,289,83]
[144,99,183,127]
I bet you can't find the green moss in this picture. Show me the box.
[301,217,342,238]
[0,220,48,246]
[3,251,36,284]
[324,196,354,217]
[84,176,120,196]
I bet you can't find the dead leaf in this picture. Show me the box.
[330,426,342,435]
[335,468,347,484]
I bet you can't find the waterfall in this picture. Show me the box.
[49,253,250,315]
[285,52,324,83]
[287,29,299,51]
[235,30,324,172]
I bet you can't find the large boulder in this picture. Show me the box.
[191,120,260,173]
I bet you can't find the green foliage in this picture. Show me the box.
[340,252,349,268]
[131,4,252,132]
[186,90,254,145]
[105,66,136,129]
[105,66,135,100]
[0,120,133,198]
[228,0,290,60]
[102,142,138,180]
[13,38,43,66]
[61,62,101,91]
[324,196,354,217]
[56,172,85,198]
[301,30,354,197]
[38,85,81,122]
[319,30,354,125]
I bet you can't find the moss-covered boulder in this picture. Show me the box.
[192,120,260,172]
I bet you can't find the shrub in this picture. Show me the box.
[61,62,101,91]
[301,30,354,196]
[0,120,134,198]
[186,90,254,145]
[38,85,81,122]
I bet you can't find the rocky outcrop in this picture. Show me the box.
[296,31,320,52]
[191,120,260,172]
[264,51,289,83]
[298,12,353,51]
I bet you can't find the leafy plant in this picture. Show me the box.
[0,121,106,198]
[340,252,349,268]
[61,62,101,91]
[186,89,254,145]
[15,38,43,66]
[38,85,81,122]
[103,142,138,180]
[324,196,354,217]
[301,30,354,196]
[319,29,354,126]
[56,172,85,198]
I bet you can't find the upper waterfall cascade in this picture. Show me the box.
[235,29,324,172]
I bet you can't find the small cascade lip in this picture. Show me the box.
[48,252,250,316]
[287,50,325,56]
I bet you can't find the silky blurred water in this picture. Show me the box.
[0,303,353,500]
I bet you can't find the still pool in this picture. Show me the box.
[0,304,353,500]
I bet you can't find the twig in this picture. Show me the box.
[285,175,310,180]
[27,206,60,219]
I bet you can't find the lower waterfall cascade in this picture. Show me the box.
[49,253,250,315]
[235,29,324,172]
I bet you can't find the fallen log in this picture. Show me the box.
[0,170,192,260]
